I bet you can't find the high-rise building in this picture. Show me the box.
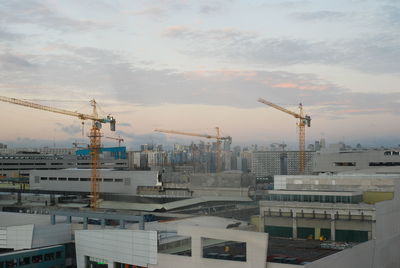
[251,151,315,178]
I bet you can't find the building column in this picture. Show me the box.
[66,216,72,223]
[107,261,114,268]
[83,217,88,230]
[259,210,265,233]
[139,218,145,230]
[330,212,336,241]
[371,220,376,240]
[119,219,125,229]
[101,219,106,228]
[50,214,56,225]
[292,212,297,239]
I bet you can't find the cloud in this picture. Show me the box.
[163,25,400,74]
[1,44,399,120]
[291,10,347,21]
[123,7,167,18]
[0,54,35,70]
[55,123,82,135]
[378,5,400,29]
[0,0,109,32]
[0,29,23,41]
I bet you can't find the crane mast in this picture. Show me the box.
[154,127,231,173]
[258,98,311,174]
[0,96,116,210]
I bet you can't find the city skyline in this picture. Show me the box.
[1,0,399,148]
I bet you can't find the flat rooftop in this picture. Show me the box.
[268,237,348,263]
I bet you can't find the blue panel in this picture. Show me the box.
[76,146,127,159]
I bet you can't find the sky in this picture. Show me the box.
[0,0,400,150]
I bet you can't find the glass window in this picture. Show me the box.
[5,259,17,268]
[32,255,42,263]
[44,253,55,261]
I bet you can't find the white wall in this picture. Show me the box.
[75,229,157,268]
[6,224,34,250]
[32,223,72,248]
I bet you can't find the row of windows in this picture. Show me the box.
[265,194,362,204]
[0,251,62,268]
[335,162,356,166]
[39,177,126,183]
[369,162,400,166]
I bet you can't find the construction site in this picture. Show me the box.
[0,95,399,268]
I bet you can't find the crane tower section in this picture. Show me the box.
[258,98,311,174]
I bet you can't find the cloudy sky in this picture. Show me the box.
[1,0,399,149]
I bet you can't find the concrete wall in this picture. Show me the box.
[29,169,159,195]
[149,225,268,268]
[189,173,255,188]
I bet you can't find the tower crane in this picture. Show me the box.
[154,127,232,173]
[0,96,116,210]
[258,98,311,173]
[105,135,124,147]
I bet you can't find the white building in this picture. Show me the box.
[29,169,160,195]
[314,149,400,174]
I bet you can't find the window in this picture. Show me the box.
[58,177,67,181]
[49,177,57,181]
[55,251,62,259]
[5,259,17,268]
[19,256,30,265]
[80,178,89,181]
[68,178,78,181]
[115,179,123,183]
[369,162,400,166]
[40,177,48,180]
[44,253,55,261]
[103,178,113,182]
[202,237,246,262]
[32,255,42,263]
[51,163,63,166]
[334,162,356,166]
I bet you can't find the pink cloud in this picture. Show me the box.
[335,108,387,115]
[272,82,327,91]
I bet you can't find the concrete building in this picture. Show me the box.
[252,151,315,177]
[29,169,160,195]
[314,149,400,174]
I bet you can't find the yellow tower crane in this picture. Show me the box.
[105,135,124,147]
[154,127,232,173]
[258,98,311,174]
[0,96,116,210]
